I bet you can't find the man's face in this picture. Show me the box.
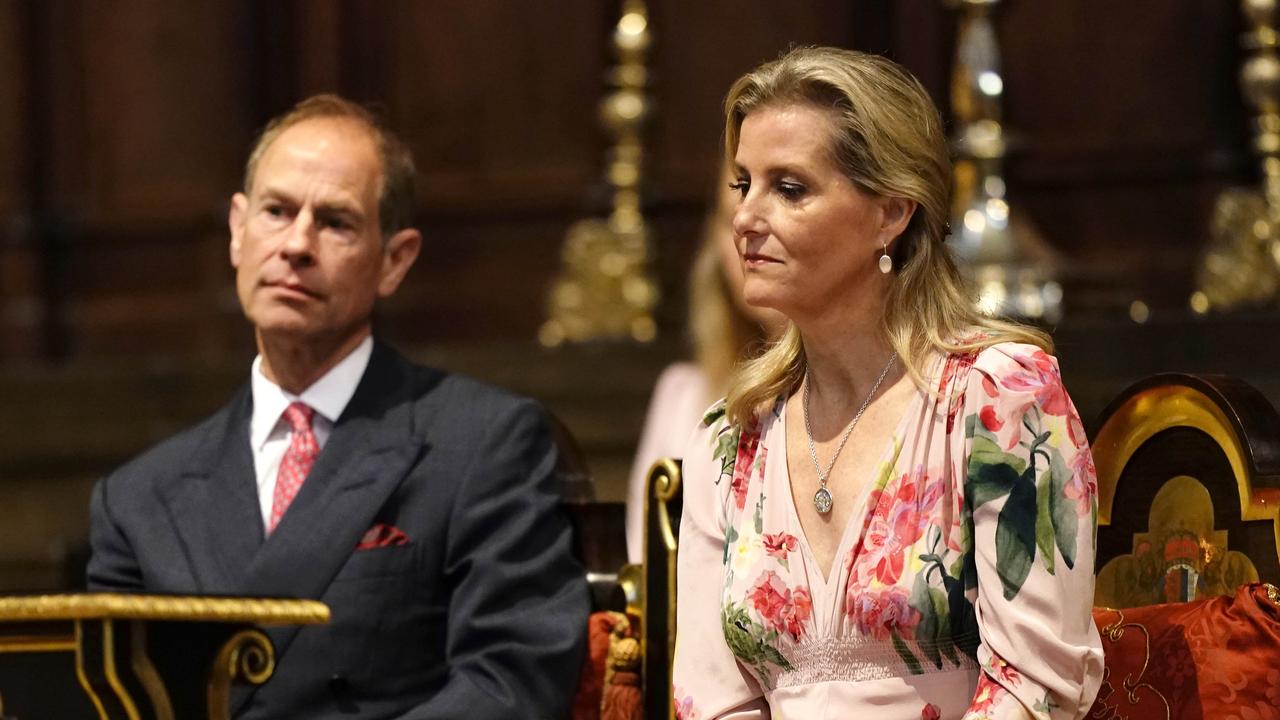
[229,117,417,350]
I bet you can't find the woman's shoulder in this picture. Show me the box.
[930,339,1060,398]
[970,341,1060,380]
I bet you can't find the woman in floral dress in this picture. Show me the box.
[672,47,1103,720]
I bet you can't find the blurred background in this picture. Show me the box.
[0,0,1275,592]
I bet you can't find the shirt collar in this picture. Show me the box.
[249,336,374,451]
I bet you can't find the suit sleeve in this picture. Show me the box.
[86,476,145,590]
[394,398,590,720]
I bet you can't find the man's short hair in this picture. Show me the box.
[243,95,416,238]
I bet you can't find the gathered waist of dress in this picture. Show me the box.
[774,632,981,688]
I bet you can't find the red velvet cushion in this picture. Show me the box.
[1088,582,1280,720]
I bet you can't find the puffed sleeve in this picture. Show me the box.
[958,344,1104,720]
[673,403,769,720]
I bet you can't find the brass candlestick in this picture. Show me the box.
[540,0,658,346]
[944,0,1062,322]
[1192,0,1280,313]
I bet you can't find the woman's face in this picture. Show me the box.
[710,177,787,333]
[730,103,901,321]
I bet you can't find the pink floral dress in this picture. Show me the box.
[673,343,1104,720]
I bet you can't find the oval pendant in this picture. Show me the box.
[878,253,893,274]
[813,487,833,514]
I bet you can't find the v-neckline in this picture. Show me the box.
[776,383,924,591]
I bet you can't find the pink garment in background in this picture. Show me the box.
[626,363,712,564]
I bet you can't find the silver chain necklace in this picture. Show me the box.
[802,354,897,515]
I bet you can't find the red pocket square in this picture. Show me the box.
[356,523,410,550]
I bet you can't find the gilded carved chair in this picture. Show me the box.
[1091,373,1280,607]
[1086,373,1280,719]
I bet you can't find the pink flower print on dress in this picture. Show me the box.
[846,585,920,640]
[967,672,1005,714]
[762,532,798,561]
[747,570,812,642]
[777,587,812,642]
[730,428,761,511]
[979,404,1004,432]
[921,702,942,720]
[672,688,699,720]
[1064,447,1098,518]
[1066,408,1088,449]
[939,351,980,433]
[985,652,1022,687]
[747,570,790,623]
[855,468,944,587]
[999,350,1071,416]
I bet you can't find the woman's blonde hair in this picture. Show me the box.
[722,46,1050,424]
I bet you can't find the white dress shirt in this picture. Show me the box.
[248,335,373,531]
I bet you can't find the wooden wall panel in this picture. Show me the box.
[76,1,248,224]
[380,0,608,214]
[0,2,25,217]
[647,0,858,199]
[0,1,1262,354]
[994,1,1244,308]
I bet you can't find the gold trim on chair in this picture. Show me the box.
[206,629,276,720]
[0,594,329,625]
[642,457,682,720]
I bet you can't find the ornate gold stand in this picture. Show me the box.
[1193,0,1280,312]
[0,593,327,720]
[943,0,1062,322]
[541,0,659,346]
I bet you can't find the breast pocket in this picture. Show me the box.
[331,544,417,582]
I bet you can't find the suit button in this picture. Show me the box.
[329,674,350,693]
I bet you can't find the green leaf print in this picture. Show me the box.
[701,404,726,428]
[1035,470,1056,576]
[891,630,924,675]
[968,460,1019,508]
[995,478,1037,600]
[723,525,739,565]
[967,419,1026,476]
[714,428,739,479]
[720,602,793,685]
[966,422,1024,509]
[753,493,764,535]
[909,573,953,669]
[1048,447,1079,570]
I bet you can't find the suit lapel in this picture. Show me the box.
[155,387,264,593]
[240,343,427,652]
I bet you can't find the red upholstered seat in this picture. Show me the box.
[1087,582,1280,719]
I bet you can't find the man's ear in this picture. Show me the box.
[879,195,917,244]
[377,228,423,298]
[229,192,248,269]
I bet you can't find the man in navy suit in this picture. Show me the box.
[87,95,589,719]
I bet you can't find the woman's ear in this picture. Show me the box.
[880,196,918,243]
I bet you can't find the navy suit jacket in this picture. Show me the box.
[87,341,590,719]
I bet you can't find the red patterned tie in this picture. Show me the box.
[268,402,318,533]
